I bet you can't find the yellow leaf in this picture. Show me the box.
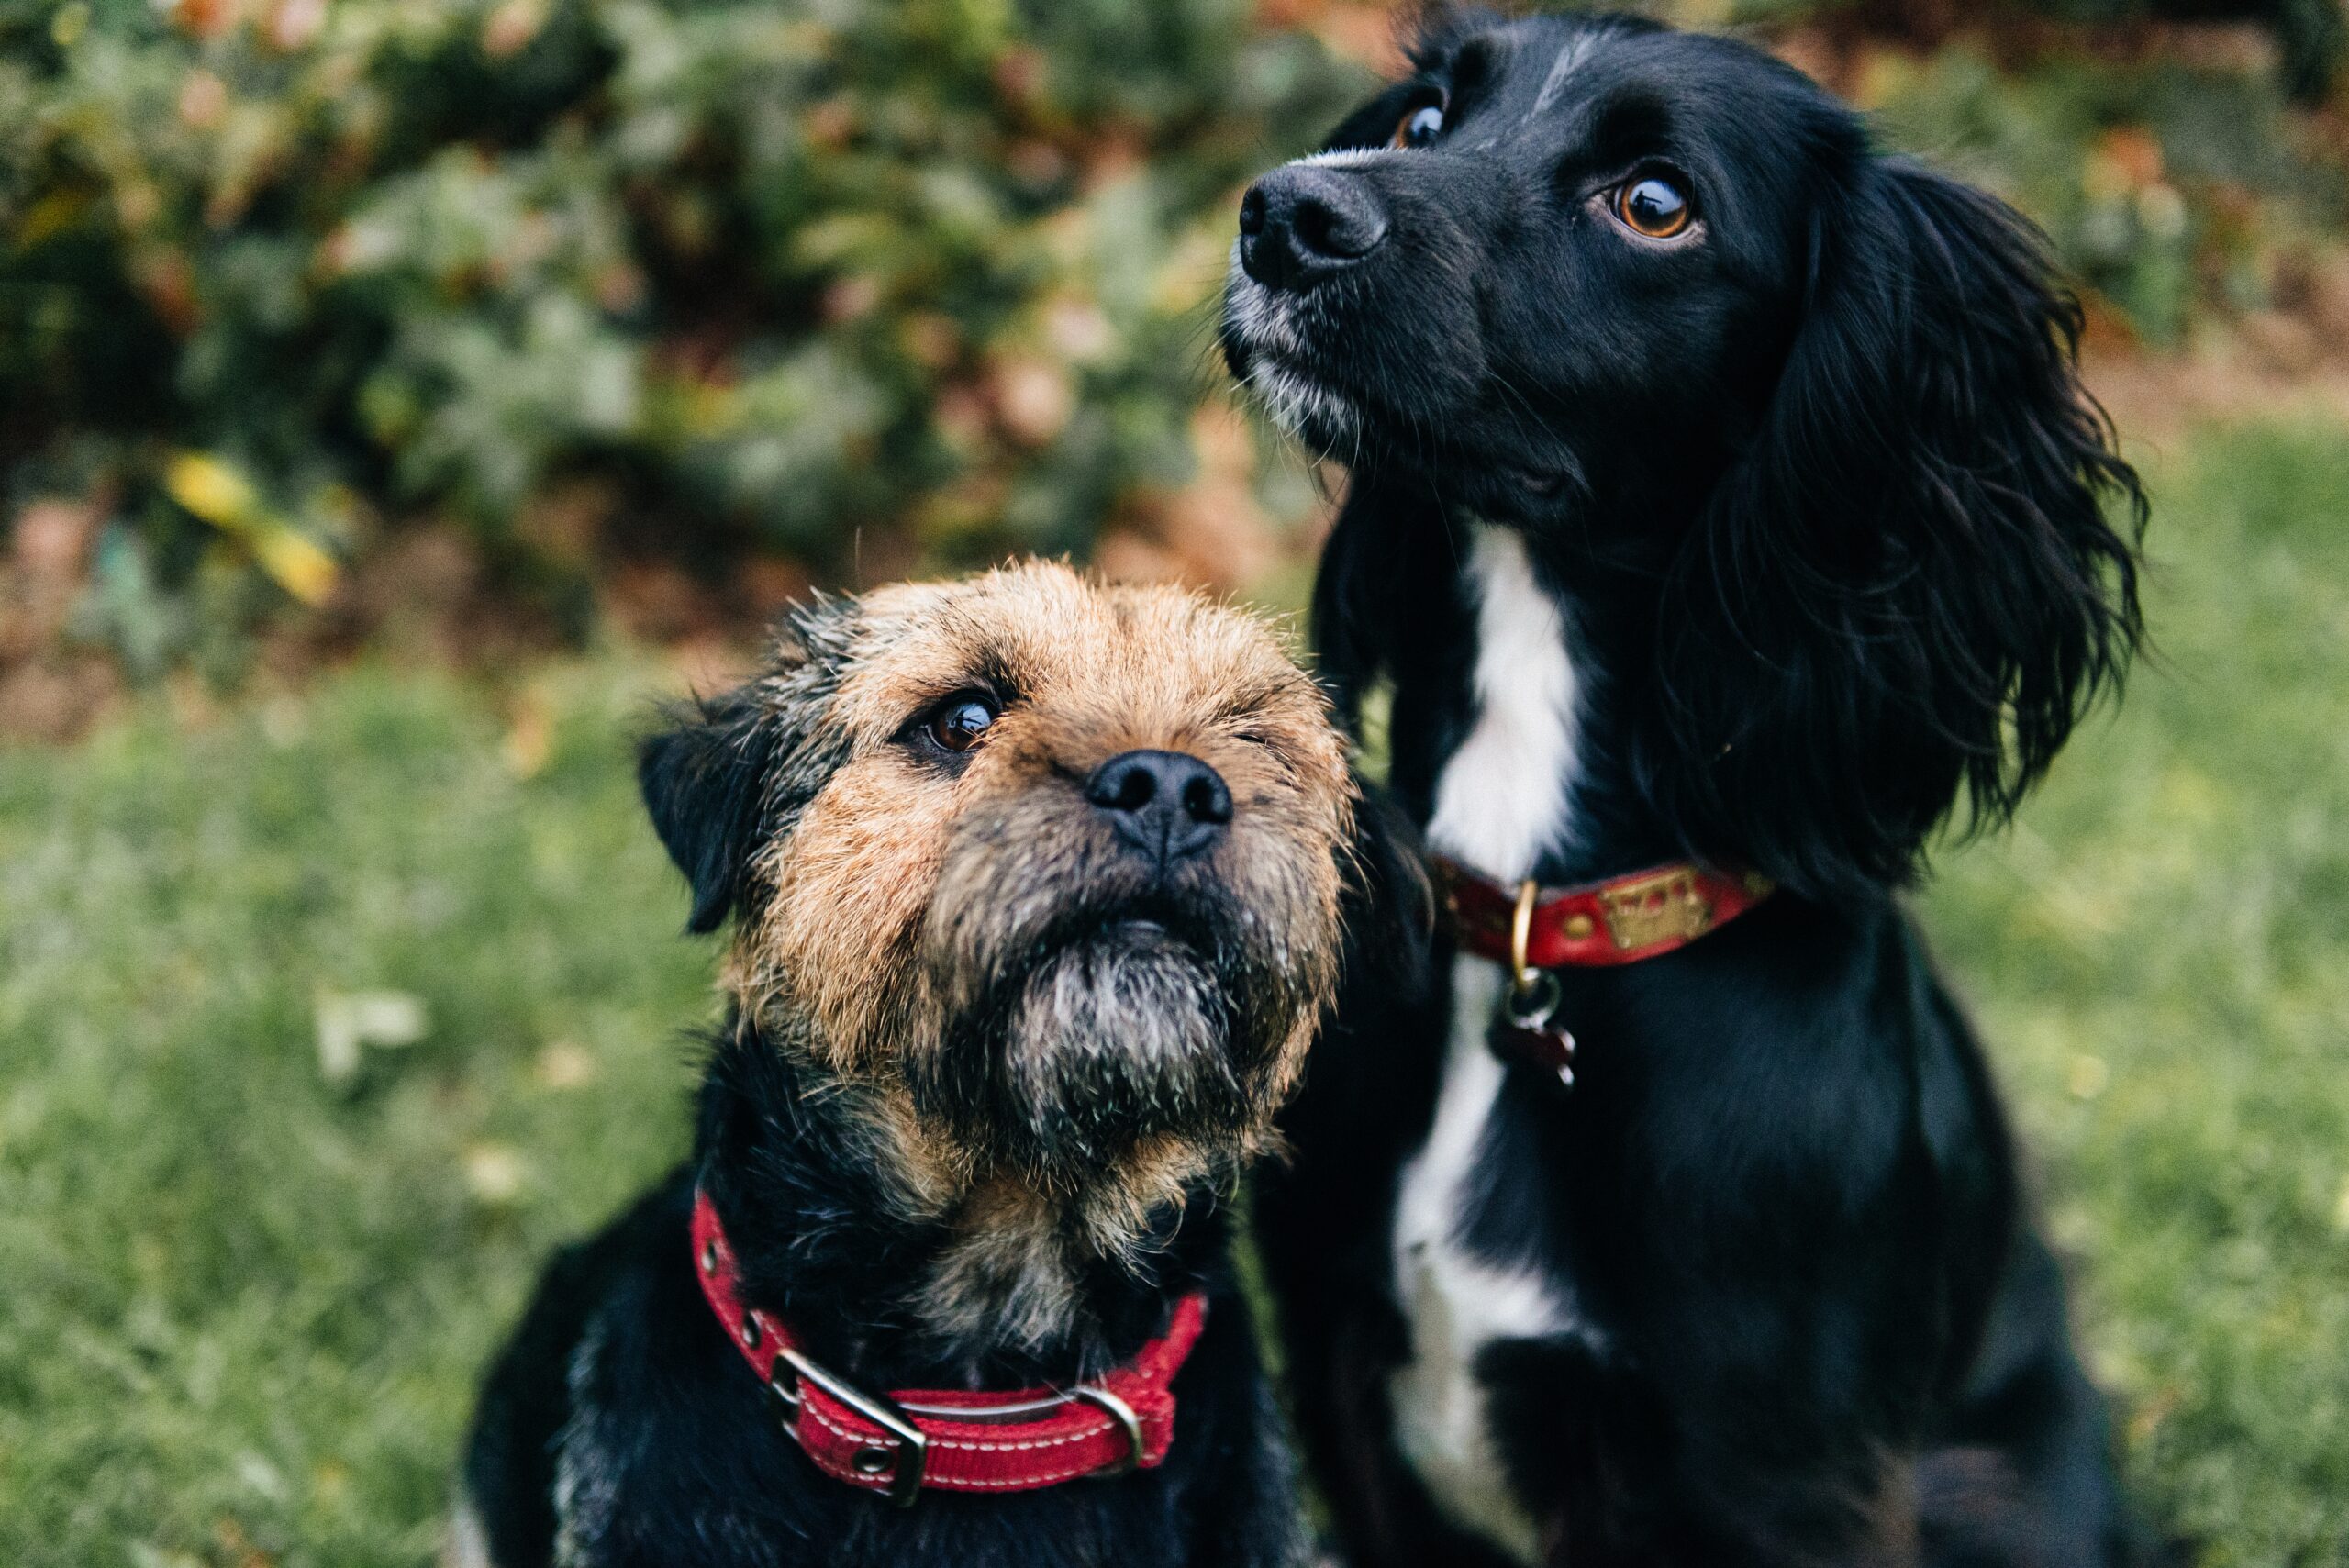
[250,523,339,606]
[13,187,92,248]
[163,451,258,527]
[165,452,339,604]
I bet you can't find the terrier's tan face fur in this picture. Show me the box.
[644,563,1354,1309]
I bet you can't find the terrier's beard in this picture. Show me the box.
[1005,923,1244,1149]
[916,920,1259,1185]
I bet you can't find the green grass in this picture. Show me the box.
[0,662,711,1566]
[1920,417,2349,1566]
[3,418,2347,1564]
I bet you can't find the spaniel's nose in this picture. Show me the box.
[1085,750,1232,866]
[1239,166,1388,292]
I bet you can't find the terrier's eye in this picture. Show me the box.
[1391,99,1445,150]
[922,693,999,754]
[1613,169,1695,239]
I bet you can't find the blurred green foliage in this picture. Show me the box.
[3,0,2347,687]
[0,0,1366,677]
[0,656,710,1564]
[1864,41,2348,349]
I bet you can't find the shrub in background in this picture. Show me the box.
[0,0,1366,687]
[1,0,2345,706]
[1859,38,2349,350]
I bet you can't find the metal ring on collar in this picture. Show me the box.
[1509,876,1542,995]
[1072,1384,1145,1477]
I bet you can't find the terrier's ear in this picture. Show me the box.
[639,685,779,934]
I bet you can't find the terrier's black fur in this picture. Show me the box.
[1222,11,2148,1566]
[456,567,1386,1568]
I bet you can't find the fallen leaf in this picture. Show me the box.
[533,1041,597,1090]
[535,1041,596,1089]
[235,1451,288,1502]
[2067,1054,2110,1100]
[502,694,552,779]
[463,1142,529,1206]
[315,990,429,1085]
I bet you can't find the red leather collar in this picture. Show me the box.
[692,1187,1208,1505]
[1436,855,1772,971]
[1437,856,1773,1086]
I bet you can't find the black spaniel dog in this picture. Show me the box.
[1221,9,2150,1567]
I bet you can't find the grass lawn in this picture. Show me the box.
[4,417,2346,1566]
[1923,416,2349,1566]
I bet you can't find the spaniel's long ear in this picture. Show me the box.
[1644,156,2146,900]
[639,684,781,935]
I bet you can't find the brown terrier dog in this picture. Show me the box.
[456,562,1408,1568]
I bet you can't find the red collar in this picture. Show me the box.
[1437,856,1772,1086]
[692,1187,1208,1505]
[1436,855,1772,971]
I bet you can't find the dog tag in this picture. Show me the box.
[1490,970,1576,1089]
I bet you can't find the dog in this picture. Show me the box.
[452,562,1393,1568]
[1221,10,2149,1567]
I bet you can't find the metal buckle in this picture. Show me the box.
[1073,1385,1144,1477]
[773,1347,930,1507]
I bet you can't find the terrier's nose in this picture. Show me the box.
[1239,166,1389,292]
[1085,750,1233,865]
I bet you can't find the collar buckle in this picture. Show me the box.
[693,1186,1208,1500]
[774,1346,930,1507]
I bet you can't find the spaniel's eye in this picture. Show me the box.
[1391,101,1445,150]
[923,693,999,754]
[1614,171,1694,239]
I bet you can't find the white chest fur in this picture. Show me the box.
[1388,524,1586,1564]
[1425,527,1582,878]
